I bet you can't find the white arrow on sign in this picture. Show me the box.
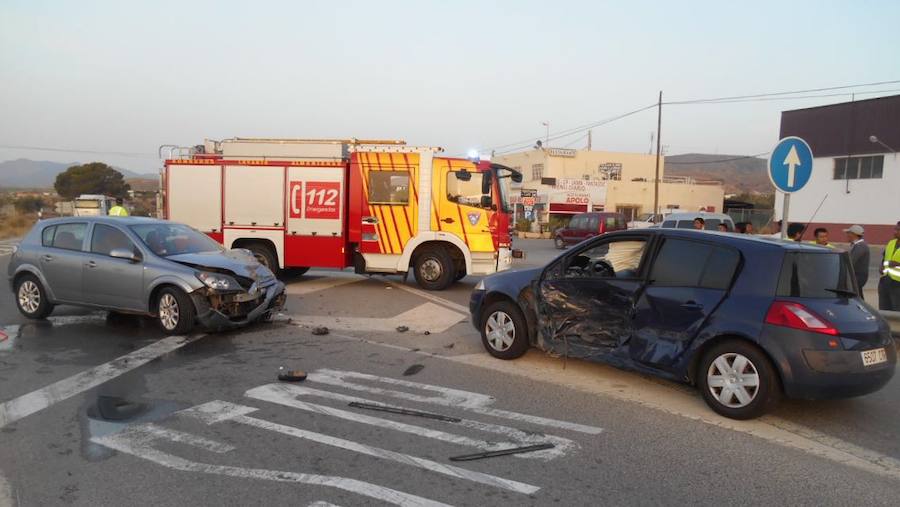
[784,145,801,188]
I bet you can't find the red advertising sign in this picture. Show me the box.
[304,181,341,219]
[289,181,303,218]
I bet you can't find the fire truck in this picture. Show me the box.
[161,138,523,290]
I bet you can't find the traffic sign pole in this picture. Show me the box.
[781,193,790,240]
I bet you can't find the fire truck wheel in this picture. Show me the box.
[454,269,467,281]
[246,243,280,276]
[413,246,455,291]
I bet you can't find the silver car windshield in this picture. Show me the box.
[130,223,224,257]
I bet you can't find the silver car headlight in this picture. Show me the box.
[474,279,485,291]
[196,272,242,292]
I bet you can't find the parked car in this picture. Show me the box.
[8,217,285,334]
[553,212,627,249]
[627,212,670,229]
[659,212,735,231]
[470,228,896,419]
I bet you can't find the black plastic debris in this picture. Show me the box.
[278,367,307,382]
[396,325,409,333]
[402,364,424,376]
[423,330,431,335]
[449,443,555,461]
[311,326,329,335]
[348,402,461,423]
[444,343,455,349]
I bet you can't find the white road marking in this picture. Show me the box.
[92,422,449,507]
[308,502,342,507]
[285,276,363,296]
[245,383,575,459]
[180,401,541,495]
[0,326,18,352]
[387,281,470,314]
[308,369,604,435]
[447,350,900,482]
[0,334,201,428]
[290,302,466,335]
[0,472,12,507]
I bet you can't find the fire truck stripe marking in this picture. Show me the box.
[402,153,419,235]
[359,155,385,254]
[371,153,397,254]
[374,153,401,253]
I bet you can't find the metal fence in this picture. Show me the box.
[726,209,775,232]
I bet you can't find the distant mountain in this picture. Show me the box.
[664,153,770,194]
[0,159,156,188]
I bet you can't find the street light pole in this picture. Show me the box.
[542,121,549,146]
[653,91,662,216]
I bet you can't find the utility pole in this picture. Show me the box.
[587,130,592,150]
[653,91,662,216]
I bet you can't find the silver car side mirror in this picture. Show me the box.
[110,248,142,263]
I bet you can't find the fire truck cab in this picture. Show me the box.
[162,138,522,290]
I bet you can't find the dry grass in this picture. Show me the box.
[0,213,36,240]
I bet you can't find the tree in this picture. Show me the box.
[54,162,130,200]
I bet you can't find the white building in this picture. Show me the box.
[775,95,900,244]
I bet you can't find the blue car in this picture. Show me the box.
[470,229,896,419]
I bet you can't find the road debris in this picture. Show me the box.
[402,364,424,376]
[311,326,329,335]
[396,326,409,333]
[449,443,556,461]
[347,402,461,423]
[423,331,431,335]
[443,343,454,349]
[278,367,308,382]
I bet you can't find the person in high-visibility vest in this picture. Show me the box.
[808,227,835,248]
[878,221,900,311]
[108,197,129,217]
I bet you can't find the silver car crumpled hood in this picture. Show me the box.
[167,249,275,284]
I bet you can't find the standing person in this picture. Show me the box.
[717,223,728,232]
[878,221,900,311]
[693,217,705,230]
[744,222,755,234]
[787,223,806,242]
[109,197,129,217]
[735,222,747,234]
[810,227,834,248]
[845,225,870,298]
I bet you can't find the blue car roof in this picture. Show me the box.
[608,228,836,253]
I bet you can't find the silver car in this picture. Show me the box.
[7,216,285,334]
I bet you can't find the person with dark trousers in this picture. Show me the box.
[878,221,900,311]
[845,225,870,299]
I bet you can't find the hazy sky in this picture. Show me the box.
[2,0,900,173]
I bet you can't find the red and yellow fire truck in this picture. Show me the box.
[162,138,522,290]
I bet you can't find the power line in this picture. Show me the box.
[666,88,900,106]
[0,144,157,158]
[665,79,900,105]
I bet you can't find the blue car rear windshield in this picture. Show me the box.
[129,223,223,257]
[776,252,857,298]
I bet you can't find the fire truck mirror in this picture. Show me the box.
[454,170,472,182]
[481,172,491,195]
[480,195,493,209]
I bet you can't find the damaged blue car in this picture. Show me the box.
[470,229,896,419]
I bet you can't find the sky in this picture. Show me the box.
[2,0,900,174]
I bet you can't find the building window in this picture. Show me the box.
[834,156,884,180]
[531,164,544,180]
[540,177,557,186]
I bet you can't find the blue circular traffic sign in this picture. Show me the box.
[768,137,814,193]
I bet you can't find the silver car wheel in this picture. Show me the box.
[485,311,515,352]
[419,258,442,282]
[707,352,760,409]
[18,280,41,314]
[158,293,180,331]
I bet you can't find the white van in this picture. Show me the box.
[659,212,735,231]
[74,195,116,216]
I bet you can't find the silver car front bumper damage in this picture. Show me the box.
[190,281,286,331]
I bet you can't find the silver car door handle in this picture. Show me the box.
[86,260,97,268]
[42,254,53,262]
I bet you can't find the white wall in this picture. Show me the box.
[774,152,900,225]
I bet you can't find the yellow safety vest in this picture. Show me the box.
[885,238,900,282]
[109,206,129,217]
[807,241,835,249]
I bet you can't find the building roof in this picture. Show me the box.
[779,94,900,158]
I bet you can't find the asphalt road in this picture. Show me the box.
[1,239,900,506]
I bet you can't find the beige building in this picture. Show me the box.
[494,147,724,222]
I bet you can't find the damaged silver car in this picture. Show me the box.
[7,217,285,335]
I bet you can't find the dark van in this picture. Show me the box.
[554,212,627,249]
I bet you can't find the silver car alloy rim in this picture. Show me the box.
[18,281,40,314]
[707,352,760,409]
[485,311,515,352]
[420,258,442,282]
[159,293,180,331]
